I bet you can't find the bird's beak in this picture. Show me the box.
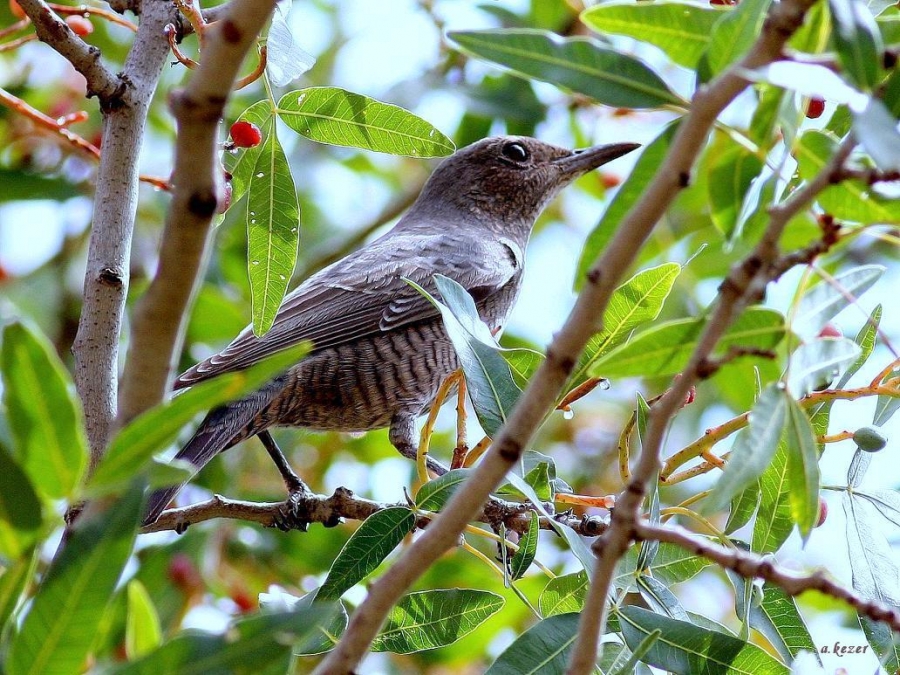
[554,142,641,177]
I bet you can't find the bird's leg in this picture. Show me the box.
[390,413,449,476]
[258,430,313,532]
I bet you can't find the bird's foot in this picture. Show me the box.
[273,489,313,532]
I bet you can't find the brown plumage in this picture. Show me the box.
[144,135,638,525]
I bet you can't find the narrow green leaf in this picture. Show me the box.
[415,469,473,511]
[316,507,415,601]
[752,442,795,553]
[609,630,661,675]
[0,444,42,558]
[616,541,711,589]
[619,606,789,674]
[853,98,900,172]
[278,87,454,157]
[8,487,142,675]
[829,0,884,89]
[568,263,681,390]
[293,601,349,656]
[848,447,873,487]
[576,123,678,288]
[707,134,764,239]
[125,580,162,659]
[783,396,820,540]
[725,483,761,534]
[247,120,300,336]
[87,343,311,495]
[707,386,787,513]
[448,29,682,109]
[114,606,341,675]
[796,131,900,223]
[589,307,785,378]
[581,1,723,69]
[794,265,884,338]
[1,321,87,499]
[371,589,504,653]
[486,612,580,674]
[843,493,900,670]
[787,337,861,396]
[637,575,690,621]
[754,583,820,664]
[539,571,588,617]
[0,550,36,632]
[504,348,545,389]
[510,511,539,580]
[413,275,521,438]
[708,0,773,75]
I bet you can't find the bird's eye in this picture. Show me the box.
[501,142,529,163]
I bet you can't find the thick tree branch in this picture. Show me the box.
[71,0,173,474]
[569,131,855,673]
[634,521,900,632]
[315,1,823,672]
[14,0,121,103]
[118,0,278,426]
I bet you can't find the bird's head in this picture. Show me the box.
[407,135,639,237]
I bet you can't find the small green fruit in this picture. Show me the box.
[853,426,888,453]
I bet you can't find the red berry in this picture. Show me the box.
[817,323,842,339]
[806,97,825,119]
[600,173,621,189]
[65,15,93,37]
[815,498,828,527]
[9,0,25,19]
[167,553,201,592]
[230,120,262,148]
[710,0,736,6]
[231,587,256,613]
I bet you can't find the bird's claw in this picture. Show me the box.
[272,490,311,532]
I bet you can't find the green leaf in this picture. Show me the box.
[125,580,162,660]
[616,542,711,589]
[113,606,341,675]
[277,87,454,157]
[87,343,311,495]
[581,1,722,69]
[510,511,539,580]
[448,29,682,109]
[857,489,900,529]
[783,396,820,540]
[539,571,588,617]
[796,131,900,223]
[576,123,679,288]
[843,493,900,670]
[316,507,415,601]
[724,483,761,535]
[619,606,789,674]
[247,119,300,336]
[293,601,349,656]
[0,551,36,632]
[567,263,681,390]
[712,388,787,519]
[787,337,861,396]
[266,1,315,86]
[588,307,785,378]
[0,444,42,558]
[707,133,764,239]
[1,321,87,500]
[371,589,504,653]
[753,583,820,664]
[829,0,884,89]
[795,265,884,338]
[8,487,142,675]
[225,101,275,206]
[412,275,521,438]
[486,612,580,674]
[415,469,474,511]
[752,442,794,553]
[637,575,690,621]
[708,0,773,76]
[853,98,900,172]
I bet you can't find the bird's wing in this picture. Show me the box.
[174,232,522,388]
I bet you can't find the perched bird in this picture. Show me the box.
[144,135,638,525]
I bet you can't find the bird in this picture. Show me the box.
[143,135,639,525]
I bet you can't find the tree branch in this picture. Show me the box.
[118,0,278,426]
[634,521,900,632]
[140,487,610,538]
[14,0,121,103]
[70,0,174,474]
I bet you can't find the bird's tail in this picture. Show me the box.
[142,381,283,526]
